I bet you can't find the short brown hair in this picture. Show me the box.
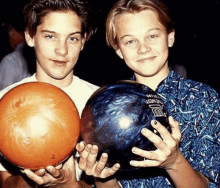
[106,0,175,50]
[23,0,97,41]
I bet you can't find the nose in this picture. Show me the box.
[137,41,151,54]
[55,41,68,56]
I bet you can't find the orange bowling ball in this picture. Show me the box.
[0,82,80,170]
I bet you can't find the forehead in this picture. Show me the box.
[115,9,165,37]
[38,11,82,33]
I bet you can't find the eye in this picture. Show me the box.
[148,35,159,40]
[150,35,157,39]
[69,37,79,43]
[125,40,135,45]
[46,35,54,39]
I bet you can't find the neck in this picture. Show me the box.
[35,72,73,89]
[135,67,169,91]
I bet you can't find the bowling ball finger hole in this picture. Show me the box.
[13,100,23,108]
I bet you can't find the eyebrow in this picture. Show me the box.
[41,30,82,36]
[119,28,161,40]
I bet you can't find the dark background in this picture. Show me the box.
[1,0,220,93]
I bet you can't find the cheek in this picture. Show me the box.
[34,45,52,64]
[68,46,81,62]
[153,41,169,56]
[35,46,49,59]
[121,48,135,60]
[160,45,169,57]
[35,40,51,55]
[70,48,80,59]
[123,55,136,69]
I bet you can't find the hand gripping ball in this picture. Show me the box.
[81,81,170,171]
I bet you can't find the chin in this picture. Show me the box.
[49,74,67,80]
[138,71,157,77]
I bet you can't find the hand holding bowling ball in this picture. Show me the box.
[22,155,80,187]
[80,81,170,171]
[0,82,80,170]
[76,141,120,178]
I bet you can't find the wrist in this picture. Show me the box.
[69,181,81,188]
[58,176,81,188]
[95,177,119,187]
[166,150,184,172]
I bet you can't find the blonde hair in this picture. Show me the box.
[106,0,175,50]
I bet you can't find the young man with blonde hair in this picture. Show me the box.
[80,0,220,187]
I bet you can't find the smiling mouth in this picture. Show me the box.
[137,56,156,63]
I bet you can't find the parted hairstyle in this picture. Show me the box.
[106,0,175,50]
[23,0,97,41]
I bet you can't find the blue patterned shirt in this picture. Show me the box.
[119,69,220,187]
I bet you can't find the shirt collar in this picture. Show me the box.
[130,68,179,92]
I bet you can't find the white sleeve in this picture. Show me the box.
[0,162,7,171]
[75,151,82,181]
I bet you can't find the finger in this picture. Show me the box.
[151,120,172,141]
[169,116,181,142]
[78,144,92,170]
[94,153,108,176]
[132,147,157,160]
[35,168,46,176]
[46,166,63,179]
[81,144,92,159]
[130,158,159,167]
[101,163,120,178]
[86,145,98,169]
[23,169,45,185]
[76,141,86,154]
[55,163,63,170]
[141,128,166,150]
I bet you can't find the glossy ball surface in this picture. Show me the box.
[0,82,80,170]
[81,81,170,171]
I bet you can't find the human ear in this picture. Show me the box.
[116,49,124,59]
[168,30,175,47]
[80,34,87,51]
[25,30,35,47]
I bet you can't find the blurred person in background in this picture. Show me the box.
[0,16,35,90]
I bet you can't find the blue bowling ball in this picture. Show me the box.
[80,81,170,171]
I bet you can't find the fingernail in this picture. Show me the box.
[141,128,148,134]
[151,120,157,127]
[130,161,135,166]
[102,153,107,158]
[92,145,98,151]
[47,166,52,171]
[132,147,137,153]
